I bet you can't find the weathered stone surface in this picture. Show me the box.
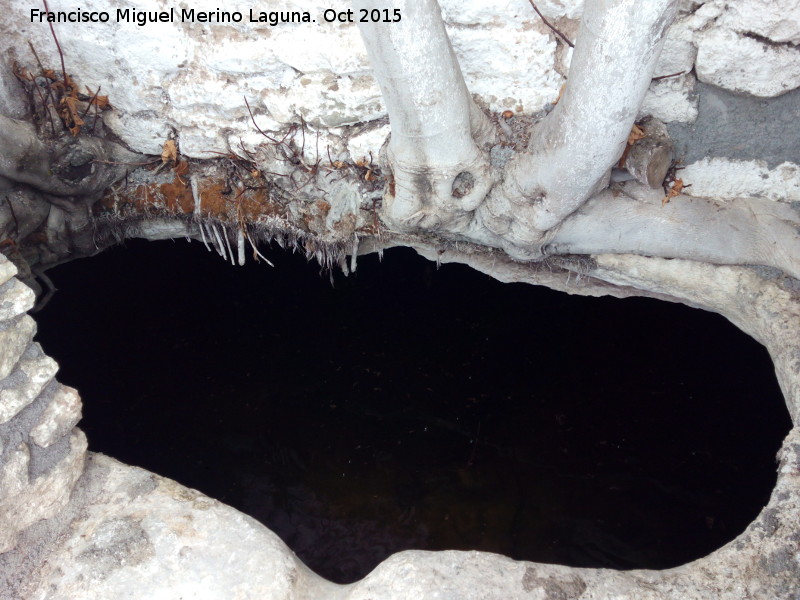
[0,430,86,554]
[0,277,35,321]
[696,28,800,98]
[0,315,36,381]
[0,253,16,288]
[0,0,647,160]
[346,124,390,164]
[0,53,28,119]
[30,385,82,449]
[20,453,339,600]
[0,344,59,424]
[640,74,698,123]
[714,0,800,45]
[2,0,794,213]
[681,159,800,203]
[12,424,798,600]
[654,33,697,77]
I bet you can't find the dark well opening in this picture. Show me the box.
[33,239,791,584]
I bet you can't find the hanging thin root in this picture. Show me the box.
[199,222,212,252]
[211,223,227,259]
[191,175,202,218]
[350,235,359,273]
[237,228,246,266]
[223,227,235,265]
[246,230,274,266]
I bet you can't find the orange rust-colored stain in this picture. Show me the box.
[101,175,283,222]
[238,191,282,219]
[314,199,331,217]
[196,183,230,218]
[159,179,194,214]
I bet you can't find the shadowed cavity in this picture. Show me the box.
[32,240,791,584]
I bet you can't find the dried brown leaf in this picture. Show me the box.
[161,139,178,165]
[662,178,687,206]
[627,124,646,145]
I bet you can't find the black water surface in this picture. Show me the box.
[33,239,791,583]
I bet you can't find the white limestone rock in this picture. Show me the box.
[15,0,784,155]
[0,315,36,380]
[23,453,338,600]
[0,0,580,157]
[448,25,563,114]
[347,124,389,163]
[0,254,17,288]
[102,111,175,157]
[514,0,585,20]
[695,27,800,98]
[0,54,27,119]
[641,75,698,123]
[440,0,540,25]
[654,35,697,77]
[0,346,59,424]
[714,0,800,45]
[681,159,800,203]
[0,278,35,321]
[0,430,87,553]
[30,384,83,448]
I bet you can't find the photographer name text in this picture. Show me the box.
[30,7,401,27]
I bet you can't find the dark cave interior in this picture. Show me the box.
[32,239,792,584]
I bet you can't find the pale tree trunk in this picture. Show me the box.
[354,0,799,278]
[482,0,678,240]
[353,0,494,231]
[0,0,797,280]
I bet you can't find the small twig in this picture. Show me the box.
[199,222,211,252]
[80,85,100,119]
[246,231,274,266]
[211,223,227,259]
[243,96,286,146]
[93,89,100,133]
[5,196,19,235]
[27,41,46,73]
[31,74,56,135]
[223,227,235,265]
[42,0,68,85]
[652,70,686,81]
[528,0,574,48]
[26,42,57,135]
[26,40,58,109]
[92,158,159,166]
[237,139,257,161]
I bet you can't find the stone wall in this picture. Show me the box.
[0,254,85,557]
[1,0,797,199]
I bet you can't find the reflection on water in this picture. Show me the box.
[34,240,791,583]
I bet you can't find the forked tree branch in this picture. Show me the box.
[482,0,679,240]
[548,186,800,280]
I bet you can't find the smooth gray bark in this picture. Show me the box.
[353,0,799,281]
[353,0,494,231]
[0,114,139,198]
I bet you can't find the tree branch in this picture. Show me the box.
[547,187,800,280]
[527,0,574,48]
[0,114,140,197]
[481,0,679,246]
[353,0,494,232]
